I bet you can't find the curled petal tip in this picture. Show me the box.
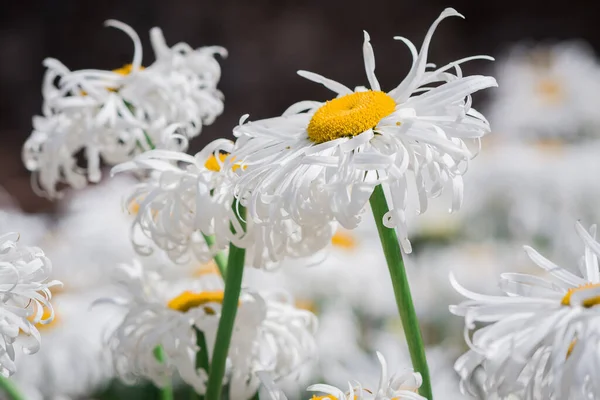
[442,7,465,19]
[363,30,371,41]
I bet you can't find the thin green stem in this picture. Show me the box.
[0,376,25,400]
[153,346,174,400]
[190,327,211,400]
[204,205,247,400]
[124,100,156,151]
[369,185,432,399]
[202,234,228,278]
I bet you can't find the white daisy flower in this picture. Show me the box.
[13,287,119,399]
[228,8,496,253]
[23,20,225,198]
[459,141,600,262]
[450,221,600,399]
[259,352,425,400]
[103,260,317,398]
[488,41,600,142]
[0,231,61,377]
[244,218,397,317]
[112,140,334,269]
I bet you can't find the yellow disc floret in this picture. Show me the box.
[28,307,59,331]
[205,153,244,172]
[307,91,396,144]
[113,64,144,75]
[205,153,228,172]
[331,231,357,250]
[561,283,600,307]
[168,290,227,314]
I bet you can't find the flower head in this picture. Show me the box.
[13,287,118,399]
[23,20,225,198]
[488,41,600,141]
[0,232,61,377]
[103,260,317,397]
[259,352,426,400]
[113,140,335,269]
[228,8,496,253]
[450,221,600,399]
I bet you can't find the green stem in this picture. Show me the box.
[202,234,228,278]
[124,100,156,151]
[153,346,174,400]
[204,206,247,400]
[369,185,432,399]
[190,327,211,400]
[0,376,25,400]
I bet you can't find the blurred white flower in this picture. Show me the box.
[23,20,225,198]
[40,175,143,291]
[488,41,600,141]
[460,141,600,261]
[103,260,317,398]
[245,218,397,317]
[450,221,600,399]
[260,352,425,400]
[113,140,334,269]
[0,232,60,377]
[229,8,496,253]
[13,287,119,399]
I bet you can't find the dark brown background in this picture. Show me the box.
[2,0,599,212]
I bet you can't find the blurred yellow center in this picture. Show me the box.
[311,396,337,400]
[295,299,318,314]
[205,153,243,172]
[192,261,220,278]
[536,78,563,104]
[561,283,600,307]
[307,91,396,143]
[566,340,577,359]
[28,307,59,331]
[331,231,357,250]
[168,290,227,314]
[113,64,144,75]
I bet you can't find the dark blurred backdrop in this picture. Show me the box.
[2,0,600,212]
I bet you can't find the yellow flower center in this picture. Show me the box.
[536,78,563,105]
[192,261,221,278]
[331,231,357,250]
[307,91,396,144]
[311,396,337,400]
[295,299,318,314]
[28,307,59,332]
[561,283,600,307]
[204,153,243,172]
[567,339,577,359]
[112,64,144,76]
[168,290,228,314]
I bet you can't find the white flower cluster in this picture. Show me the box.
[112,141,335,269]
[0,232,60,377]
[451,222,600,399]
[102,261,317,398]
[259,352,426,400]
[23,20,225,198]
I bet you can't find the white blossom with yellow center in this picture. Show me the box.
[23,20,225,198]
[103,260,317,397]
[258,352,425,400]
[13,287,119,400]
[488,41,600,142]
[227,8,496,253]
[0,232,61,377]
[450,221,600,399]
[112,139,335,269]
